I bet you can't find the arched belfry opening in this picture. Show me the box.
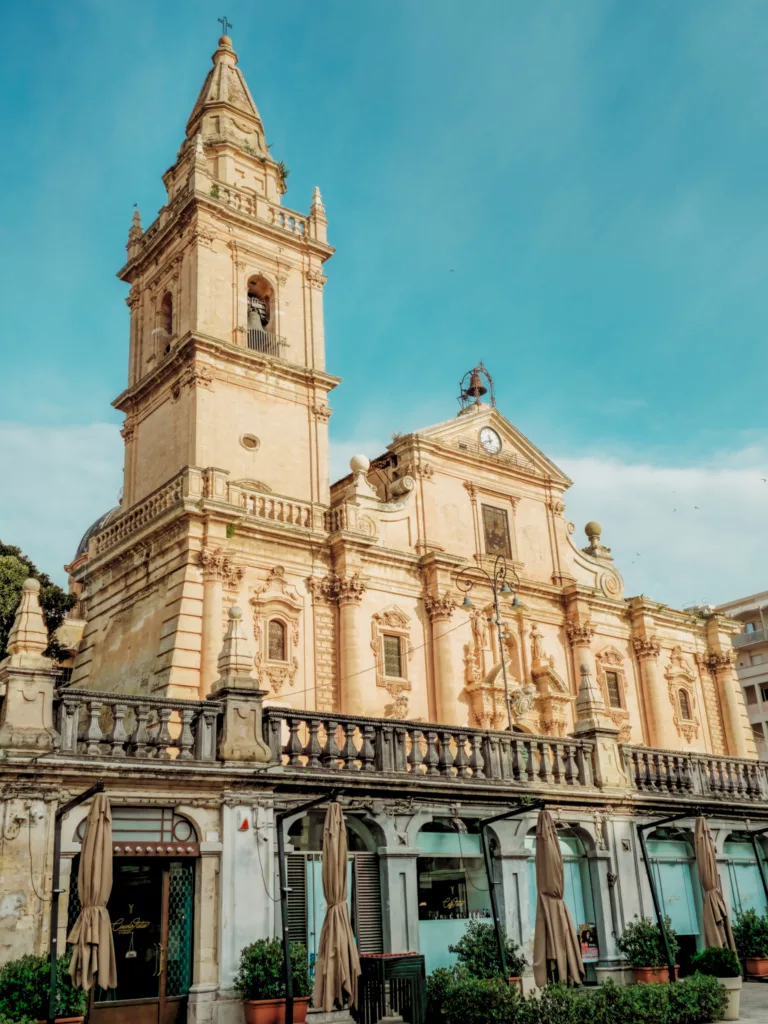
[247,274,285,356]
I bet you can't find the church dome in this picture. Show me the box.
[74,507,121,559]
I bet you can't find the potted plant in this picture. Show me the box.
[0,952,87,1024]
[690,947,742,1021]
[616,916,680,983]
[733,908,768,977]
[234,938,311,1024]
[448,920,528,988]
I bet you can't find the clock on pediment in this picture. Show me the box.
[479,427,502,455]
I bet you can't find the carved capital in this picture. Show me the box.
[311,403,332,423]
[632,635,661,660]
[306,574,337,604]
[548,500,566,517]
[179,364,214,390]
[424,593,457,622]
[704,650,736,673]
[566,621,595,648]
[336,573,366,605]
[306,268,327,290]
[463,481,478,502]
[199,547,242,587]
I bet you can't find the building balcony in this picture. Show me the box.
[733,628,768,648]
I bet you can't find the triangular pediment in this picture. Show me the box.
[411,404,572,486]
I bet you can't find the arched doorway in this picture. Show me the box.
[286,811,383,975]
[722,833,768,917]
[525,825,598,972]
[646,828,701,967]
[416,819,493,974]
[69,806,198,1024]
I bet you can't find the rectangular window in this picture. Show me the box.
[750,653,765,666]
[605,671,622,709]
[752,723,765,743]
[761,685,768,704]
[745,685,758,706]
[746,622,757,633]
[382,634,404,678]
[482,504,512,558]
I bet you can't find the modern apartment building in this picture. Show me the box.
[715,590,768,757]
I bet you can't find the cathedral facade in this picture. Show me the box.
[0,33,766,1024]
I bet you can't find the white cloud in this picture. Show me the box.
[558,449,768,608]
[0,422,123,585]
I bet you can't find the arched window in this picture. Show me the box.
[268,619,286,662]
[246,275,283,356]
[159,292,173,336]
[679,689,692,720]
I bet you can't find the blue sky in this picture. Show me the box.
[1,0,767,605]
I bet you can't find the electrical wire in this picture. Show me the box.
[255,822,280,902]
[28,810,52,903]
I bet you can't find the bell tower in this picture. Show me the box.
[116,33,337,509]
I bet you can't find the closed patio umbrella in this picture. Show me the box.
[694,816,735,950]
[67,793,117,992]
[312,801,361,1012]
[533,809,585,988]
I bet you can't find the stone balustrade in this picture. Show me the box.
[56,689,221,762]
[232,485,325,531]
[208,180,308,236]
[625,746,768,801]
[92,474,186,555]
[261,707,595,787]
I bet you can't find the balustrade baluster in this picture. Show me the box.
[84,700,104,756]
[437,731,455,777]
[57,699,80,755]
[512,738,527,782]
[393,726,408,772]
[360,725,375,771]
[342,724,360,770]
[469,735,485,779]
[109,703,129,758]
[153,708,173,760]
[177,708,195,760]
[564,743,579,785]
[578,742,594,787]
[304,718,323,769]
[454,733,470,778]
[407,729,424,775]
[482,735,499,779]
[131,703,152,757]
[197,706,220,761]
[374,724,394,772]
[424,732,440,776]
[551,742,564,785]
[322,719,342,770]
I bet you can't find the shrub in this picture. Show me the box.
[690,946,741,978]
[668,974,728,1023]
[448,920,528,978]
[520,982,596,1024]
[732,908,768,959]
[442,975,520,1024]
[233,938,311,1000]
[0,952,87,1021]
[426,966,457,1021]
[616,915,680,968]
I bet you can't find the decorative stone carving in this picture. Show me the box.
[178,364,214,390]
[529,623,572,736]
[665,645,700,742]
[384,694,409,720]
[595,646,631,742]
[704,650,736,673]
[250,567,303,695]
[371,606,414,695]
[199,547,243,588]
[632,635,661,660]
[566,621,595,648]
[424,593,457,622]
[311,403,332,422]
[548,500,565,517]
[582,521,612,559]
[336,574,366,605]
[306,574,337,604]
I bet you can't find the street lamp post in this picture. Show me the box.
[455,555,521,732]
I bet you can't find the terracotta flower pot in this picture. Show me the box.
[744,956,768,978]
[632,965,678,984]
[243,997,310,1024]
[36,1018,85,1024]
[509,976,522,992]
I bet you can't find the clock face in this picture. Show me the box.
[480,427,502,454]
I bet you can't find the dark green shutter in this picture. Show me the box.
[354,853,383,953]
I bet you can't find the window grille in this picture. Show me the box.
[605,671,622,709]
[481,505,512,558]
[382,634,404,678]
[679,689,692,721]
[75,806,195,844]
[268,619,287,661]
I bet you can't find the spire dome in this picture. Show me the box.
[185,34,265,142]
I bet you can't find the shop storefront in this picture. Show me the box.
[722,833,768,917]
[646,830,701,965]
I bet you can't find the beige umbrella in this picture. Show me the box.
[67,793,117,992]
[694,816,735,950]
[533,810,585,988]
[312,801,361,1012]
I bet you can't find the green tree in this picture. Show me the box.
[0,543,75,662]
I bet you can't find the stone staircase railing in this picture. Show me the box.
[262,707,595,787]
[56,689,222,762]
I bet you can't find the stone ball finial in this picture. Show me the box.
[585,521,602,540]
[580,663,590,674]
[22,578,40,593]
[229,606,243,620]
[219,35,232,46]
[350,454,370,474]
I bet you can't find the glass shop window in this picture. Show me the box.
[382,634,404,678]
[482,504,512,558]
[605,671,622,709]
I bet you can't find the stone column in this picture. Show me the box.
[337,574,366,715]
[0,579,59,754]
[425,593,460,725]
[706,650,750,758]
[631,635,671,749]
[566,621,595,692]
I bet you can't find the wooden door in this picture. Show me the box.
[91,859,194,1024]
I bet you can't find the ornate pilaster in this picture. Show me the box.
[424,593,457,622]
[425,593,460,724]
[566,622,595,648]
[631,633,672,749]
[337,574,367,715]
[199,547,244,697]
[632,636,661,660]
[704,647,750,758]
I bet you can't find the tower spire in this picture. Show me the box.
[185,33,265,146]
